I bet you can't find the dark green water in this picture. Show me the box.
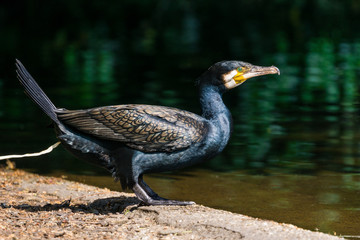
[1,1,360,237]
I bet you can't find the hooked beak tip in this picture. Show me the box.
[272,66,280,75]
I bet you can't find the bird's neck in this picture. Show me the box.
[199,84,231,121]
[199,84,233,154]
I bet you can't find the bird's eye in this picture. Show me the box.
[237,67,243,72]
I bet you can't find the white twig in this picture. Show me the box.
[0,142,61,161]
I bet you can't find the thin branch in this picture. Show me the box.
[0,142,61,161]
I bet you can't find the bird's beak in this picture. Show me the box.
[233,65,280,84]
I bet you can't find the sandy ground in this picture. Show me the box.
[0,167,343,240]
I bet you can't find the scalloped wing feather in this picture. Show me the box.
[56,104,208,153]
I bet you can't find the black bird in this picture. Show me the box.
[16,59,279,205]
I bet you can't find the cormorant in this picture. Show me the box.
[15,60,279,205]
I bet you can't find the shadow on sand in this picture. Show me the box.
[2,196,141,214]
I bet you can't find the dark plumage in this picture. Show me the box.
[57,105,207,153]
[16,59,279,205]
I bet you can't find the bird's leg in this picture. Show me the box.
[132,177,195,206]
[138,175,166,200]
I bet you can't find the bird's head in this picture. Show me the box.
[198,61,280,91]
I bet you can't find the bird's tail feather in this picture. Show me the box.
[15,59,59,123]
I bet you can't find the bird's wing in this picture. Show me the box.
[56,104,208,153]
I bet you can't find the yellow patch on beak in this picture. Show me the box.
[233,70,247,84]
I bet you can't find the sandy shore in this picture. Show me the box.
[0,168,343,239]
